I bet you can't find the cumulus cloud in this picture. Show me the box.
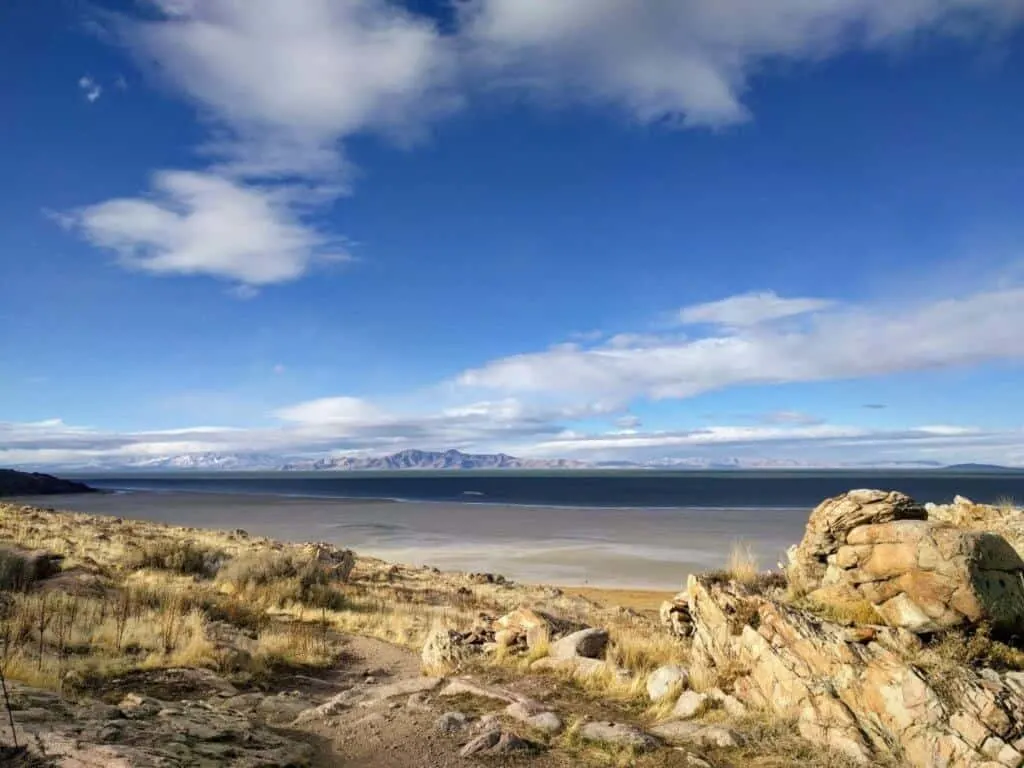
[63,0,1024,290]
[62,0,454,290]
[128,0,456,180]
[461,0,1024,126]
[679,291,832,327]
[458,284,1024,400]
[78,75,102,102]
[61,170,344,288]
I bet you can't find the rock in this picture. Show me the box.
[579,721,659,751]
[647,664,689,702]
[671,690,709,720]
[787,490,926,594]
[493,732,533,753]
[708,688,747,717]
[6,681,313,767]
[683,754,713,768]
[406,693,433,712]
[650,720,702,742]
[505,702,562,733]
[294,676,443,722]
[686,573,1024,766]
[549,628,609,660]
[473,714,502,734]
[838,522,1024,633]
[693,725,745,748]
[660,589,693,638]
[436,711,470,734]
[459,728,501,757]
[421,628,476,672]
[440,678,529,704]
[530,656,630,680]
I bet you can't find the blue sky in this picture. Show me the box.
[2,0,1024,468]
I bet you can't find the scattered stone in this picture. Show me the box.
[647,664,689,702]
[671,690,709,720]
[683,754,713,768]
[694,725,745,748]
[493,732,533,754]
[436,711,470,734]
[504,702,563,733]
[579,721,659,751]
[708,688,747,717]
[422,628,478,671]
[661,588,694,638]
[294,676,443,723]
[459,728,501,757]
[650,720,703,743]
[406,692,433,712]
[473,714,502,734]
[549,627,609,660]
[440,678,524,704]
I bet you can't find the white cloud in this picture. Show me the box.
[274,396,385,425]
[127,0,455,180]
[461,0,1024,126]
[3,412,1021,468]
[78,75,102,102]
[62,170,344,288]
[458,284,1024,400]
[679,291,833,327]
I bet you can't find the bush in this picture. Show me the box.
[130,540,224,578]
[0,547,60,591]
[218,552,346,610]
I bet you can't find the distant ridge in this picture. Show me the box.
[281,449,587,471]
[0,469,96,497]
[942,463,1024,474]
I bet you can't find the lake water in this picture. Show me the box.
[22,471,1023,589]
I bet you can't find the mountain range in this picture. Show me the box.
[19,449,1014,472]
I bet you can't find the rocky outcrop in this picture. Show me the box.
[686,575,1024,767]
[0,469,95,497]
[6,683,313,767]
[787,489,927,594]
[788,490,1024,634]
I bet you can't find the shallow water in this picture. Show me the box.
[16,491,809,589]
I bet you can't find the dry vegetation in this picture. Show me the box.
[0,502,666,699]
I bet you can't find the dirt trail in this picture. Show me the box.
[297,635,566,767]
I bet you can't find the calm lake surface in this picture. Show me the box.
[24,470,1023,589]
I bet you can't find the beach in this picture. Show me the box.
[17,490,811,589]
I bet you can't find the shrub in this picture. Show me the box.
[218,552,346,610]
[0,547,60,591]
[130,540,223,578]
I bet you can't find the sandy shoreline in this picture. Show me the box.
[14,490,809,591]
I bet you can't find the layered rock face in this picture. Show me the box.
[788,490,1024,633]
[688,575,1024,767]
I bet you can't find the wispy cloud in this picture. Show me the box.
[678,291,833,328]
[77,75,102,102]
[458,283,1024,400]
[461,0,1024,126]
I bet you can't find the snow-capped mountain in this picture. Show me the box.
[282,449,588,471]
[120,453,283,470]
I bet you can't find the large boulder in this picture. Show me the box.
[787,490,927,594]
[549,628,609,660]
[831,521,1024,633]
[421,629,477,672]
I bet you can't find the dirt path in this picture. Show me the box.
[296,635,566,767]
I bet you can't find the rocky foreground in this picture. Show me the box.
[0,491,1021,767]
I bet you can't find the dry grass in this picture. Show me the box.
[128,540,224,578]
[727,541,761,585]
[996,496,1018,515]
[798,595,879,626]
[218,551,346,611]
